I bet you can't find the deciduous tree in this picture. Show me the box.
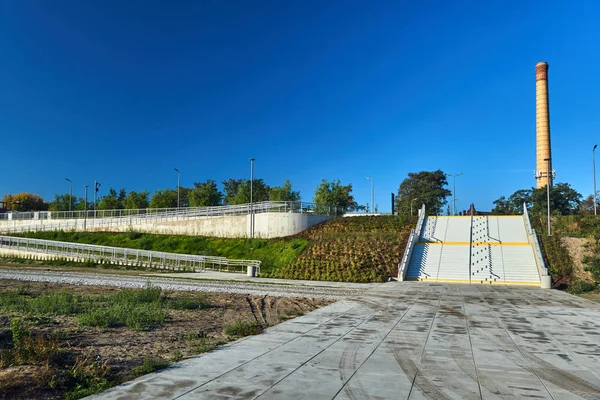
[1,193,48,212]
[269,180,300,202]
[189,180,223,207]
[395,170,451,215]
[313,179,357,212]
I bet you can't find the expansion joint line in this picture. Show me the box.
[331,287,430,399]
[459,285,483,400]
[475,287,556,400]
[171,300,369,400]
[406,284,446,399]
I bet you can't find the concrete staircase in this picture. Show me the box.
[405,215,541,285]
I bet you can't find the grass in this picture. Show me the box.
[130,357,171,378]
[9,230,308,276]
[0,283,196,331]
[223,321,264,338]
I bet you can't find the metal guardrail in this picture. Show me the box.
[0,201,342,234]
[522,203,549,279]
[398,204,426,281]
[0,201,343,221]
[0,235,261,274]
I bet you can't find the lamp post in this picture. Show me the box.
[446,173,463,215]
[174,167,180,208]
[411,198,419,216]
[544,158,551,236]
[366,177,374,213]
[84,185,88,231]
[65,178,72,216]
[94,181,101,218]
[249,158,255,238]
[594,145,598,216]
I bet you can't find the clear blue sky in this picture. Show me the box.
[1,1,599,212]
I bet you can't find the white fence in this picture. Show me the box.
[0,201,342,234]
[0,235,261,274]
[0,201,342,221]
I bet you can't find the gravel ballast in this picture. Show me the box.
[0,269,367,299]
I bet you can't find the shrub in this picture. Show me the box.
[568,279,596,294]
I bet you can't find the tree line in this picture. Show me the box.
[0,178,364,213]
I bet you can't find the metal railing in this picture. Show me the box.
[0,235,261,274]
[522,203,549,279]
[398,203,426,281]
[0,201,342,221]
[0,201,343,234]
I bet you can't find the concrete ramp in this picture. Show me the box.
[405,215,541,285]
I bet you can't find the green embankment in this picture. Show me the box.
[531,214,600,293]
[8,215,415,283]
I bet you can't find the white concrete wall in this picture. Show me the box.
[0,213,330,239]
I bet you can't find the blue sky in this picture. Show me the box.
[1,1,599,212]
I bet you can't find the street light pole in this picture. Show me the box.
[411,198,419,216]
[84,186,88,231]
[446,173,463,215]
[366,177,374,213]
[65,178,72,216]
[174,168,180,208]
[94,181,101,218]
[544,157,551,236]
[249,158,255,238]
[594,145,598,216]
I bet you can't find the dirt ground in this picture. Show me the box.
[562,237,594,282]
[0,280,331,400]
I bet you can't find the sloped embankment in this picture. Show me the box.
[268,216,414,283]
[4,216,415,283]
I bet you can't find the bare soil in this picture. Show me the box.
[562,237,594,282]
[0,280,331,399]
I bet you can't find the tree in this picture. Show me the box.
[491,189,533,215]
[580,192,600,215]
[1,193,48,212]
[149,189,178,209]
[269,180,300,202]
[48,193,79,212]
[313,179,358,213]
[232,179,270,204]
[531,183,582,216]
[222,179,243,205]
[97,188,125,210]
[395,170,451,215]
[124,190,149,210]
[189,180,223,207]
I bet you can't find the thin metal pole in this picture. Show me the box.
[545,157,551,236]
[174,167,180,208]
[94,180,97,218]
[84,186,88,231]
[366,177,373,213]
[65,178,72,216]
[250,158,255,238]
[594,145,597,216]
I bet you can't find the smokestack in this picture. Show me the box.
[535,61,552,189]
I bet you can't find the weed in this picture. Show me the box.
[166,295,209,310]
[223,321,263,338]
[171,350,183,362]
[193,338,220,354]
[130,358,170,378]
[568,279,596,294]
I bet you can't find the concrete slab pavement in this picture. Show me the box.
[88,282,600,400]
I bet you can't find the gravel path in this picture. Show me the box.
[0,269,368,299]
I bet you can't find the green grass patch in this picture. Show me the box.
[0,284,203,331]
[130,358,170,378]
[223,321,264,338]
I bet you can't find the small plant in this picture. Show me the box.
[224,321,263,338]
[171,351,183,362]
[568,279,596,294]
[130,358,170,378]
